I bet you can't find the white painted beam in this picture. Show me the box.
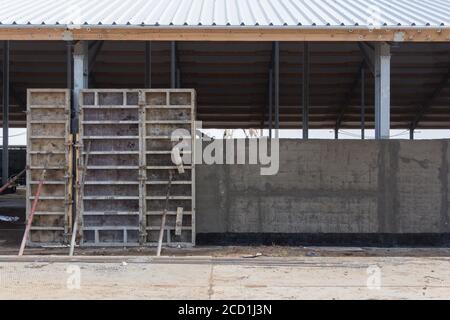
[374,42,391,140]
[73,41,88,132]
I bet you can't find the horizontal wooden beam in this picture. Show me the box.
[0,27,448,42]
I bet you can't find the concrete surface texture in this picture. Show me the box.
[196,139,450,234]
[0,256,449,299]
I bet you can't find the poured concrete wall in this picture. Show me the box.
[196,139,450,236]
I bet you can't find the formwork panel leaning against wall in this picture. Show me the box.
[26,89,72,245]
[78,89,196,247]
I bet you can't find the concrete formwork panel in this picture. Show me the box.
[26,89,72,245]
[78,89,195,247]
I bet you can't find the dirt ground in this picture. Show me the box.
[2,191,450,299]
[1,255,449,300]
[2,243,450,258]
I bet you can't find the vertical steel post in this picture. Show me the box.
[73,41,88,133]
[302,42,310,140]
[374,43,391,139]
[361,66,365,139]
[2,41,10,185]
[145,41,151,88]
[171,41,176,88]
[268,68,273,139]
[274,42,280,138]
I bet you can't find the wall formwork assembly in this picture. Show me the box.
[26,89,196,247]
[26,89,73,245]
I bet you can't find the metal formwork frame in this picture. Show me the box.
[78,89,141,246]
[78,89,196,247]
[26,89,73,245]
[142,89,196,247]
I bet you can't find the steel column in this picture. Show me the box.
[374,43,391,139]
[171,41,177,88]
[268,68,273,139]
[145,41,151,88]
[2,41,9,186]
[302,42,310,140]
[274,42,279,138]
[361,66,365,139]
[73,41,88,133]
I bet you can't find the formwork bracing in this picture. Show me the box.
[26,89,73,245]
[78,89,196,247]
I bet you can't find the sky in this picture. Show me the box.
[2,127,450,146]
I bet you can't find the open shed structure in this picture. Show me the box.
[1,0,450,247]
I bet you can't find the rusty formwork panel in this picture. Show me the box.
[78,89,196,247]
[26,89,73,245]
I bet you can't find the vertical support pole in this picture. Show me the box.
[374,42,391,140]
[268,68,273,139]
[302,42,310,140]
[274,42,280,138]
[66,41,75,237]
[409,128,414,140]
[73,41,88,133]
[361,66,365,139]
[145,41,151,88]
[171,41,176,89]
[2,41,9,186]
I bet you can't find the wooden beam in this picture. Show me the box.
[0,27,448,42]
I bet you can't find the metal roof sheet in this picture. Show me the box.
[0,0,448,28]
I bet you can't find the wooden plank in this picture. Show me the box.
[0,27,448,42]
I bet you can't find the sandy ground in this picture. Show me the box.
[0,255,449,300]
[2,191,450,299]
[2,243,450,258]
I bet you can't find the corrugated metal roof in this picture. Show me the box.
[0,0,448,28]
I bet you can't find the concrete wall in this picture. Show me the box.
[196,139,450,238]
